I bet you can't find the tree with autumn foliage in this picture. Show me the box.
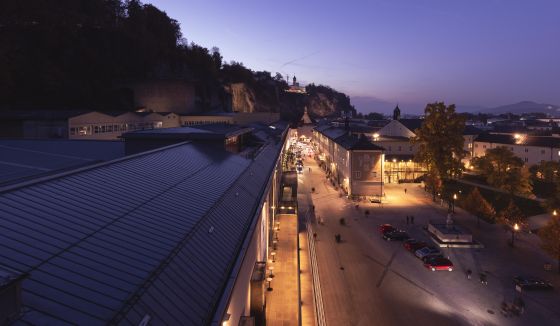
[414,102,466,200]
[471,146,532,196]
[497,200,526,247]
[460,187,496,226]
[539,215,560,273]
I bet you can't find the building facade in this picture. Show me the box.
[313,125,384,197]
[472,133,560,166]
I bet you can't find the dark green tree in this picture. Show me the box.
[413,102,466,200]
[539,215,560,273]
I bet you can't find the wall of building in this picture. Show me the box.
[132,81,196,114]
[473,141,560,166]
[22,120,68,139]
[376,139,417,156]
[221,133,286,326]
[69,112,180,140]
[378,120,415,138]
[350,151,383,196]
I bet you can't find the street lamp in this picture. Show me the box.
[452,193,457,213]
[554,210,558,216]
[511,223,520,247]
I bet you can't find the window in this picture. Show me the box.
[354,171,361,179]
[70,128,76,135]
[525,148,529,153]
[94,126,100,134]
[468,143,472,149]
[482,145,486,149]
[524,157,528,163]
[371,172,377,178]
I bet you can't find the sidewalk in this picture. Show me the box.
[265,213,299,326]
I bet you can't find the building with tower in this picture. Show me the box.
[285,75,306,94]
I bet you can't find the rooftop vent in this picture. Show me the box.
[0,266,26,324]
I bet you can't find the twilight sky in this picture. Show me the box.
[148,0,560,113]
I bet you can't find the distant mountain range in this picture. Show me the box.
[353,97,560,116]
[475,101,560,115]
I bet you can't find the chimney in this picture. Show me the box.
[0,266,26,324]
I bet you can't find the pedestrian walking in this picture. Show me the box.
[309,167,311,172]
[466,269,472,279]
[404,188,407,194]
[480,273,487,285]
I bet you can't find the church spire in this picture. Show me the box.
[393,104,401,120]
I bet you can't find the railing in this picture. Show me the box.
[305,210,327,326]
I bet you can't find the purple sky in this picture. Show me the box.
[148,0,560,113]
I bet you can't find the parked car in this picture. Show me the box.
[415,246,441,259]
[404,240,428,253]
[513,276,554,290]
[424,256,453,271]
[383,230,410,241]
[421,254,444,263]
[378,224,395,234]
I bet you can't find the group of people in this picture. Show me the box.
[406,215,415,224]
[466,269,488,285]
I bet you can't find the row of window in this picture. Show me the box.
[474,143,554,155]
[70,122,163,136]
[386,145,414,152]
[353,171,378,179]
[183,120,230,126]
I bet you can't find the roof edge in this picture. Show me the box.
[0,141,192,194]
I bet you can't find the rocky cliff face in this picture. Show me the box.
[224,82,354,122]
[307,92,338,117]
[226,83,256,113]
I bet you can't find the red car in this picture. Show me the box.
[424,257,453,272]
[378,224,395,234]
[403,240,427,252]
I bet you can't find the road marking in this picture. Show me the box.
[390,270,435,296]
[376,250,398,288]
[362,254,385,267]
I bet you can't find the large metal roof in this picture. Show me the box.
[0,140,125,186]
[1,134,284,325]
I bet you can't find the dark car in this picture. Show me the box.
[514,276,554,290]
[403,240,427,252]
[383,230,410,241]
[378,224,395,234]
[424,256,453,271]
[415,246,441,259]
[421,254,444,263]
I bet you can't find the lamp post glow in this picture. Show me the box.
[452,193,457,213]
[511,223,520,247]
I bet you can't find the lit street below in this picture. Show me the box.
[296,136,560,326]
